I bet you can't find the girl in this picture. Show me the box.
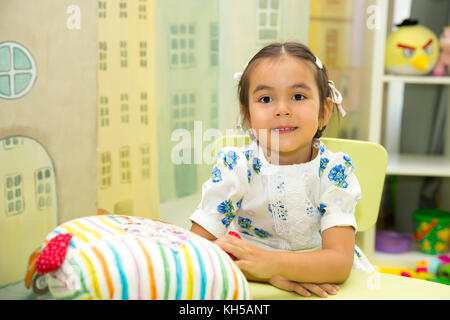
[190,42,374,298]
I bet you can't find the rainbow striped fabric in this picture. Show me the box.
[41,215,250,300]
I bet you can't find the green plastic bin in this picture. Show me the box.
[413,209,450,255]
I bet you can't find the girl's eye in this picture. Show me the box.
[292,94,305,101]
[259,96,273,103]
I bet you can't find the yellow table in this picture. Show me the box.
[249,270,450,300]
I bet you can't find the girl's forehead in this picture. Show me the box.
[249,56,317,88]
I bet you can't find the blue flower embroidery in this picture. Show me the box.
[242,230,254,237]
[243,150,253,161]
[254,228,271,238]
[328,164,349,189]
[252,157,261,174]
[236,198,242,209]
[276,182,285,191]
[211,166,222,183]
[223,151,239,170]
[221,214,235,228]
[320,145,325,155]
[247,169,252,183]
[319,158,329,177]
[268,201,287,220]
[217,200,234,214]
[343,155,354,170]
[317,204,327,216]
[238,217,252,229]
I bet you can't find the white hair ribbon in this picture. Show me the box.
[328,80,346,117]
[233,72,243,81]
[315,55,323,69]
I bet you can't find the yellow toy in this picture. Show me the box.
[385,19,439,75]
[377,266,436,281]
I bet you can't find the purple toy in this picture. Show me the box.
[376,231,413,253]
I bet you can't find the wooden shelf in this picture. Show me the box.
[387,153,450,177]
[383,74,450,85]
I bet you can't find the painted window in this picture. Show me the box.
[98,1,107,18]
[120,93,129,124]
[210,22,219,67]
[119,0,128,18]
[98,41,107,71]
[169,23,196,68]
[120,41,128,68]
[140,91,149,125]
[139,41,147,68]
[171,92,196,132]
[120,146,131,184]
[5,173,25,216]
[0,41,37,100]
[100,152,112,189]
[140,144,151,180]
[3,136,23,150]
[99,96,110,127]
[138,0,148,20]
[35,167,53,210]
[257,0,280,41]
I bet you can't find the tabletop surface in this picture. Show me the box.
[249,269,450,300]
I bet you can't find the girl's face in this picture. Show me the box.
[244,55,333,165]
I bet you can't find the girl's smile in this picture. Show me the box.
[272,126,298,134]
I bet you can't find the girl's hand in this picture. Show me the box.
[214,234,277,280]
[269,275,339,298]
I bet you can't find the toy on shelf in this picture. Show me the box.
[375,231,412,253]
[24,215,250,300]
[385,19,439,75]
[413,209,450,255]
[377,254,450,285]
[414,255,450,285]
[433,25,450,76]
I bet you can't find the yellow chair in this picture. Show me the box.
[211,135,388,233]
[210,137,450,299]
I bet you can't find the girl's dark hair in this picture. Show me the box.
[238,42,334,138]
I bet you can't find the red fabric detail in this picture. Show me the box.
[226,231,242,260]
[35,233,73,275]
[228,231,241,239]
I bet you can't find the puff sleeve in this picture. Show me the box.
[189,147,249,238]
[318,152,361,233]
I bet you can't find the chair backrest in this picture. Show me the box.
[211,135,388,232]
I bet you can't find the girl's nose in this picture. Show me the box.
[275,103,291,117]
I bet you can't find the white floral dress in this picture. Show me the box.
[190,138,375,272]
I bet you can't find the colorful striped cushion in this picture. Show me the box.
[40,215,250,300]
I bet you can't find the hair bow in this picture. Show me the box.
[328,80,346,117]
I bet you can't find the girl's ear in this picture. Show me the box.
[320,97,334,128]
[240,105,251,129]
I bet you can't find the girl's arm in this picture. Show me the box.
[190,222,217,241]
[215,226,355,284]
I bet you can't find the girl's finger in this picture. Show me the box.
[270,276,311,297]
[318,283,338,295]
[299,283,328,298]
[215,239,243,258]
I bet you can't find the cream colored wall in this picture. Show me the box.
[0,0,97,286]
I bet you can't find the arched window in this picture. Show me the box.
[0,41,37,99]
